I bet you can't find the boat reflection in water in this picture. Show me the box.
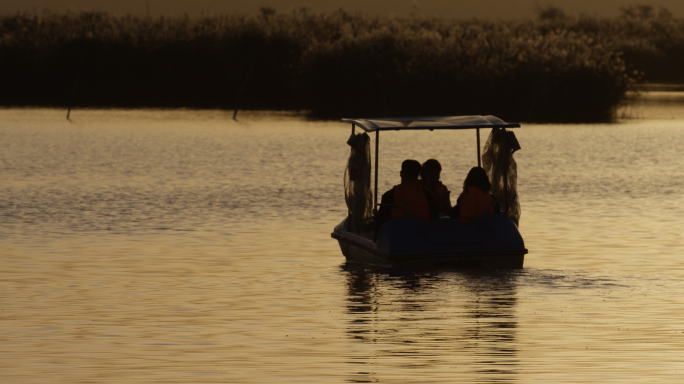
[342,263,520,382]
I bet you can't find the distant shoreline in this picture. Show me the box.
[3,11,684,122]
[630,84,684,92]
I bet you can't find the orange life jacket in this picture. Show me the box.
[458,186,494,223]
[434,182,448,199]
[391,181,432,223]
[425,181,450,213]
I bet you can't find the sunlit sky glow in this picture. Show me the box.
[1,0,683,19]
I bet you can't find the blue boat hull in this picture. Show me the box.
[331,216,527,268]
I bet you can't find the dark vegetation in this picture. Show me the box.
[1,5,683,122]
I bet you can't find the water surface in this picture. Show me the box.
[1,103,684,383]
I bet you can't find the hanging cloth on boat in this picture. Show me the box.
[344,132,373,233]
[482,127,521,226]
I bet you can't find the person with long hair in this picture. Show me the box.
[450,166,500,223]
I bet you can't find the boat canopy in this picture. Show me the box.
[341,115,520,132]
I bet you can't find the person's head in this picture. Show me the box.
[464,166,491,192]
[400,159,422,182]
[421,159,442,184]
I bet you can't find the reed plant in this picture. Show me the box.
[1,9,683,122]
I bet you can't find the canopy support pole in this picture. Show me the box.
[374,130,379,215]
[476,128,481,167]
[349,123,355,230]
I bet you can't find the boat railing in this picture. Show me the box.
[376,203,410,217]
[380,200,511,219]
[487,198,515,214]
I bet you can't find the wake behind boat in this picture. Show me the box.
[331,115,528,268]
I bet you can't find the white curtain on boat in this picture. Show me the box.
[345,132,373,233]
[482,127,521,226]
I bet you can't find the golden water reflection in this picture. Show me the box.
[2,107,684,383]
[344,265,520,383]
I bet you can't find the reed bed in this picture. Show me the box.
[1,10,683,122]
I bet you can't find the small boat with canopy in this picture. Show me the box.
[331,115,528,268]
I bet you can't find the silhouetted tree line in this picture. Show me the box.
[0,6,682,122]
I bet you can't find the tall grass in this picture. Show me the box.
[301,18,630,122]
[1,10,682,122]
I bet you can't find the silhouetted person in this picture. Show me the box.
[451,166,500,223]
[376,159,438,233]
[420,159,452,217]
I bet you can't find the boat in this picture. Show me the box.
[331,115,528,268]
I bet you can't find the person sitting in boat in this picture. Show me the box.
[376,159,439,233]
[420,159,452,217]
[450,166,500,223]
